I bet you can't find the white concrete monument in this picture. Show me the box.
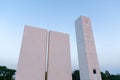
[75,16,102,80]
[47,31,72,80]
[15,26,48,80]
[15,26,72,80]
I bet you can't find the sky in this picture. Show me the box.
[0,0,120,74]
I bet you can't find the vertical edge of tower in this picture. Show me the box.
[75,16,90,80]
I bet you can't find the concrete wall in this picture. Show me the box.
[16,26,72,80]
[75,16,102,80]
[15,26,48,80]
[47,31,72,80]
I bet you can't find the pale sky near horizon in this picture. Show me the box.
[0,0,120,74]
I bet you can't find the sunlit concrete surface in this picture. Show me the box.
[47,31,72,80]
[15,26,48,80]
[75,16,102,80]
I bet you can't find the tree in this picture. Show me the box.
[72,70,80,80]
[101,70,120,80]
[101,72,107,80]
[0,66,16,80]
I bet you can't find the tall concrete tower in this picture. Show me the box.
[75,16,102,80]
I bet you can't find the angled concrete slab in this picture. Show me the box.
[15,26,48,80]
[47,31,72,80]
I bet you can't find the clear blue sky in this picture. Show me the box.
[0,0,120,74]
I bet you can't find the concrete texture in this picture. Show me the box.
[15,26,48,80]
[75,16,102,80]
[47,31,72,80]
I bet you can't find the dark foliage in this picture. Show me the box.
[0,66,16,80]
[72,70,80,80]
[101,70,120,80]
